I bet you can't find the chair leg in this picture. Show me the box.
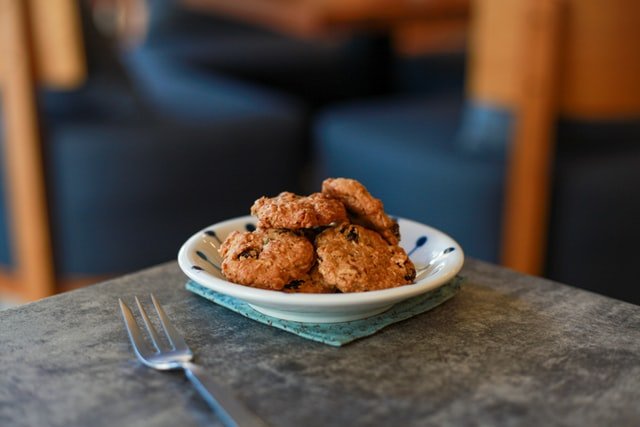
[501,0,563,275]
[1,0,56,300]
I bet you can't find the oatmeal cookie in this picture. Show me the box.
[251,191,348,230]
[315,224,416,292]
[321,178,400,244]
[220,229,314,290]
[282,266,338,294]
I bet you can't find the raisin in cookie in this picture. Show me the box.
[251,191,348,230]
[282,266,338,294]
[220,229,314,290]
[321,178,400,244]
[315,223,416,292]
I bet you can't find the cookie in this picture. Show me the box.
[282,266,338,294]
[220,229,314,290]
[315,223,416,292]
[321,178,400,244]
[251,191,348,230]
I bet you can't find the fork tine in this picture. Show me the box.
[135,296,163,352]
[118,299,154,360]
[150,294,190,352]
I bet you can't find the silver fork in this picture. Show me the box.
[119,294,267,427]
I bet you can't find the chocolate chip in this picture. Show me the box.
[346,227,359,243]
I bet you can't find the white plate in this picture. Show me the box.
[178,215,464,323]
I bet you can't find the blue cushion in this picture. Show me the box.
[40,80,144,124]
[43,116,303,274]
[0,106,304,275]
[314,94,506,262]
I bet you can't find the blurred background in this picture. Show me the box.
[0,0,638,307]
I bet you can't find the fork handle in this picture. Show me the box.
[183,362,268,427]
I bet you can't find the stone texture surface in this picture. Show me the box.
[1,259,639,427]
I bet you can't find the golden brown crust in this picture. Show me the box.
[315,223,416,293]
[321,178,400,244]
[251,191,348,230]
[220,229,315,290]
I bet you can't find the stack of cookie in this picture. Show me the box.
[219,178,416,293]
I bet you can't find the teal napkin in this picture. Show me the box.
[186,276,463,346]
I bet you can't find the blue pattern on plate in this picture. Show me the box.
[195,250,220,271]
[204,229,222,244]
[408,235,428,256]
[185,276,463,346]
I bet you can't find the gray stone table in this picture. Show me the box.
[1,259,639,427]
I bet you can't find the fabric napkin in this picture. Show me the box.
[186,276,463,346]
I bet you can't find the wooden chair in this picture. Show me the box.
[469,0,640,275]
[0,0,86,300]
